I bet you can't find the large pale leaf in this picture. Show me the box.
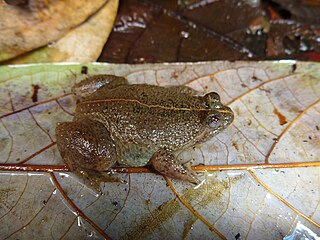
[0,61,319,239]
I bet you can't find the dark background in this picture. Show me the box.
[98,0,320,63]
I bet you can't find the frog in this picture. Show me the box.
[55,74,234,186]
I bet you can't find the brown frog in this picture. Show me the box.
[56,75,234,185]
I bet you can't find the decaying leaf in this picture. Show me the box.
[0,0,107,61]
[99,0,320,63]
[0,61,319,239]
[5,0,119,64]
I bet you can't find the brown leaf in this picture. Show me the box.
[99,0,320,63]
[5,0,119,64]
[0,0,107,61]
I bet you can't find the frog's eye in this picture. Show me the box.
[207,92,220,101]
[205,92,222,108]
[208,115,221,129]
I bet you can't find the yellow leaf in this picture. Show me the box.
[5,0,119,64]
[0,0,108,61]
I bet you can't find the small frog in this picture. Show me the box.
[56,75,234,186]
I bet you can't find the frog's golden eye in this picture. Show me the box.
[207,92,220,100]
[205,92,222,108]
[207,115,221,129]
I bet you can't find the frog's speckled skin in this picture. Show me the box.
[56,75,234,184]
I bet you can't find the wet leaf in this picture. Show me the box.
[99,0,320,63]
[271,0,320,25]
[0,61,319,239]
[5,0,119,64]
[0,0,108,61]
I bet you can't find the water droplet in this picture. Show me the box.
[188,22,197,29]
[114,15,147,32]
[284,48,294,55]
[87,231,94,237]
[180,31,189,39]
[299,40,310,52]
[77,216,83,227]
[246,0,260,8]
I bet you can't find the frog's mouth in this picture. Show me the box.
[222,106,234,124]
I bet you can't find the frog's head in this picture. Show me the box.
[203,92,234,134]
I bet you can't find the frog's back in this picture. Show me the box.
[75,84,208,166]
[84,84,202,108]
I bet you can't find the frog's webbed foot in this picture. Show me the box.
[79,170,122,194]
[72,74,128,97]
[150,149,200,184]
[56,118,118,191]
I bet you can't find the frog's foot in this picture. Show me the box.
[150,149,200,184]
[78,170,122,194]
[72,74,128,97]
[56,117,117,173]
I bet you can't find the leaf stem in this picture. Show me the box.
[0,161,319,173]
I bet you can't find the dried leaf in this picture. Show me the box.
[5,0,119,64]
[0,61,319,239]
[0,0,107,61]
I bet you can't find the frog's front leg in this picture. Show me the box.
[72,74,128,97]
[56,117,117,184]
[150,149,199,184]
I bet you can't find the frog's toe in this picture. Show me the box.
[150,149,199,184]
[80,170,123,194]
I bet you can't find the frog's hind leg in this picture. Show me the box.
[150,149,199,184]
[56,118,118,191]
[72,74,128,97]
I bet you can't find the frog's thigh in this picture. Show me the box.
[72,74,128,97]
[56,118,117,172]
[150,149,199,184]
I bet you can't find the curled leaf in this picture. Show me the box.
[5,0,119,64]
[0,0,107,61]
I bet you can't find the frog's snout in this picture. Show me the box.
[226,106,234,123]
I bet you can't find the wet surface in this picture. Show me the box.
[98,0,320,63]
[1,62,320,239]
